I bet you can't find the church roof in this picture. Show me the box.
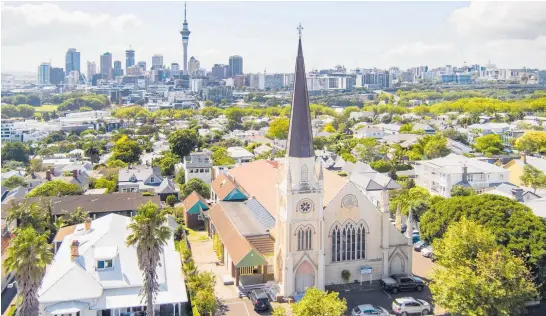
[286,38,314,158]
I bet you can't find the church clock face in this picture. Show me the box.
[297,199,313,213]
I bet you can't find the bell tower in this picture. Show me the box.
[275,24,325,296]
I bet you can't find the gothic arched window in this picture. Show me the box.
[331,221,366,262]
[297,226,313,251]
[301,165,308,182]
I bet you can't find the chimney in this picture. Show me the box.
[462,165,468,183]
[84,217,92,233]
[72,169,78,179]
[511,188,524,202]
[70,240,80,261]
[45,170,52,181]
[521,152,527,164]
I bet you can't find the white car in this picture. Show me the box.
[351,304,389,316]
[421,246,433,258]
[392,297,431,315]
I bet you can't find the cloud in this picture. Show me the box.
[450,1,546,40]
[386,42,454,57]
[1,3,142,46]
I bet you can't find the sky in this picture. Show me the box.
[2,1,546,74]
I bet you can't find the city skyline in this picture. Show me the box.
[2,1,546,74]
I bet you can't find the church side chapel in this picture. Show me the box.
[207,26,412,297]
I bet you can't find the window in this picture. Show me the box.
[200,169,204,173]
[97,259,113,270]
[189,169,194,173]
[150,176,155,183]
[331,221,366,262]
[301,165,308,182]
[297,226,313,251]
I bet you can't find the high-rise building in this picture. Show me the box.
[171,63,180,75]
[137,61,147,71]
[229,55,243,77]
[188,56,200,75]
[50,67,64,85]
[152,54,164,69]
[38,63,51,84]
[125,46,135,71]
[65,48,81,75]
[87,61,97,81]
[212,64,228,79]
[180,2,191,74]
[113,61,123,77]
[100,52,113,79]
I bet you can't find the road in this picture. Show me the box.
[1,286,17,315]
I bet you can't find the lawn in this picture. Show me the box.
[34,104,58,112]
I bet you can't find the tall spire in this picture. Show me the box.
[184,1,187,22]
[286,24,313,158]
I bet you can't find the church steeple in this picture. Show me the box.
[287,24,313,158]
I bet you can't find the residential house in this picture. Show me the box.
[253,144,273,156]
[183,152,213,184]
[374,123,401,135]
[415,153,509,197]
[227,147,254,164]
[482,183,541,203]
[38,214,187,316]
[353,126,384,139]
[503,154,546,186]
[525,197,546,218]
[412,123,435,135]
[182,191,210,230]
[118,166,178,201]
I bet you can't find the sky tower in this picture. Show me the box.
[180,2,191,75]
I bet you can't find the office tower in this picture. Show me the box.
[180,2,191,74]
[188,56,200,75]
[50,67,64,85]
[87,61,97,80]
[125,46,135,71]
[212,64,228,79]
[137,61,147,71]
[100,52,113,79]
[38,63,51,84]
[152,54,164,68]
[171,63,180,74]
[113,61,123,77]
[229,55,243,77]
[65,48,81,75]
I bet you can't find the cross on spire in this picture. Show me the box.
[297,23,304,39]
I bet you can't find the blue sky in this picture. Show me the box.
[2,1,546,73]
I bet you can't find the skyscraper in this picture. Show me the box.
[65,48,81,75]
[152,54,164,69]
[188,56,200,75]
[171,63,180,75]
[212,64,228,79]
[126,47,135,71]
[137,61,147,71]
[180,2,191,74]
[229,55,243,77]
[87,61,97,81]
[50,67,64,85]
[113,61,123,77]
[38,63,51,84]
[100,52,113,79]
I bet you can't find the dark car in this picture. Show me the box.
[248,289,271,312]
[380,274,425,294]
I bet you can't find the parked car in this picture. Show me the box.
[392,297,431,315]
[412,230,420,243]
[380,274,425,294]
[413,240,428,252]
[351,304,389,316]
[248,289,270,312]
[421,246,433,258]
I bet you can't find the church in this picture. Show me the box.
[205,31,412,297]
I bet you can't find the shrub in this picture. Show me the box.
[341,269,351,283]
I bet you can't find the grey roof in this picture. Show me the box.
[525,197,546,218]
[247,198,276,230]
[118,166,161,182]
[157,177,177,194]
[286,38,313,158]
[218,199,272,236]
[350,172,402,191]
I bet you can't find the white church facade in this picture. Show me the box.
[206,32,412,297]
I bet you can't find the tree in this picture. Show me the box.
[7,201,49,234]
[450,185,475,197]
[112,139,142,164]
[126,201,171,316]
[203,100,214,107]
[107,159,128,168]
[84,143,101,163]
[193,289,217,316]
[474,134,504,156]
[4,227,53,316]
[323,123,336,133]
[2,176,26,190]
[515,131,546,155]
[2,142,30,163]
[210,147,235,166]
[520,164,546,193]
[266,117,289,139]
[29,158,43,173]
[26,180,83,197]
[389,186,431,217]
[399,123,413,133]
[292,287,347,316]
[370,160,392,172]
[430,219,537,316]
[341,153,356,163]
[355,138,378,163]
[155,153,178,176]
[175,169,185,186]
[423,134,449,158]
[181,178,211,199]
[62,207,89,226]
[169,129,199,158]
[166,195,178,207]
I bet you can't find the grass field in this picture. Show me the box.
[34,104,58,112]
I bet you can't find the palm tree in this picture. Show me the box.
[126,201,171,315]
[6,201,48,234]
[4,227,53,316]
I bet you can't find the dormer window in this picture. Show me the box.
[97,259,113,270]
[130,175,137,182]
[150,176,155,183]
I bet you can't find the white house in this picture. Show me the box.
[353,126,384,139]
[38,214,188,316]
[182,152,213,184]
[415,153,509,197]
[227,146,254,164]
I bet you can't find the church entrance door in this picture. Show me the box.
[390,254,405,275]
[295,260,315,293]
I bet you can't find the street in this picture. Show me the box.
[1,286,17,315]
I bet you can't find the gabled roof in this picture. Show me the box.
[182,191,209,214]
[156,177,177,194]
[210,173,239,201]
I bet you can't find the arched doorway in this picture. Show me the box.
[295,260,315,292]
[389,254,405,275]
